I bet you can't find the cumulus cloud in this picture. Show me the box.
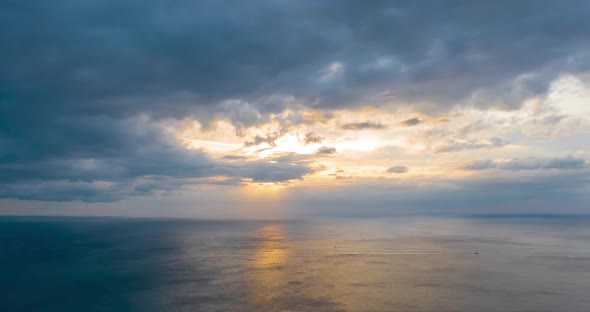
[244,133,281,147]
[303,132,324,145]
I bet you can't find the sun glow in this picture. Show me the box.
[333,137,383,152]
[234,182,288,214]
[245,133,323,158]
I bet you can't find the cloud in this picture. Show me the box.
[221,155,247,161]
[2,1,589,127]
[435,137,509,153]
[237,159,313,183]
[387,166,409,174]
[340,121,386,130]
[499,156,586,171]
[286,170,590,215]
[303,132,324,144]
[523,113,586,138]
[2,1,590,206]
[315,146,337,155]
[0,154,313,202]
[0,116,313,202]
[401,118,421,127]
[244,133,281,147]
[462,160,496,171]
[462,156,587,171]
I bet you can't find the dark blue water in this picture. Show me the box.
[1,216,590,311]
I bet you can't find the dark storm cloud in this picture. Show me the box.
[1,0,590,201]
[0,152,313,202]
[462,156,587,171]
[0,116,312,201]
[3,1,589,120]
[340,121,386,130]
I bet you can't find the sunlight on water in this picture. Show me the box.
[2,216,590,311]
[249,223,290,308]
[253,224,289,267]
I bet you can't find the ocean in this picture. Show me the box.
[1,215,589,311]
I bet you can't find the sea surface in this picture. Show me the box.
[1,215,590,311]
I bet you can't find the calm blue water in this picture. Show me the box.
[1,216,590,311]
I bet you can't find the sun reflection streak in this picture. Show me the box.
[253,224,289,267]
[247,223,290,308]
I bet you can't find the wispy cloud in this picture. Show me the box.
[463,156,587,171]
[315,146,337,155]
[340,121,386,130]
[401,118,421,127]
[386,166,409,174]
[435,137,509,153]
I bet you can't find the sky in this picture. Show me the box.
[1,1,590,217]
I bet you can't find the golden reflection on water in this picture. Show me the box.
[243,220,466,311]
[248,223,290,308]
[253,224,289,267]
